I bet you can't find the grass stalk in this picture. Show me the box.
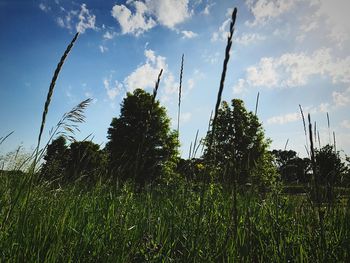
[177,54,184,134]
[299,104,309,156]
[327,112,331,145]
[255,91,259,116]
[194,7,237,256]
[34,32,79,169]
[308,113,326,259]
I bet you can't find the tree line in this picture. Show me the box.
[41,88,350,191]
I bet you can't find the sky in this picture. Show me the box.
[0,0,349,159]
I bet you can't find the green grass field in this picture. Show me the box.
[1,171,349,262]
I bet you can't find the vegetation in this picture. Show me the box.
[1,6,350,262]
[106,88,179,186]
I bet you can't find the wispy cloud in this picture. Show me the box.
[103,75,122,101]
[234,48,350,92]
[53,4,96,33]
[299,0,350,47]
[267,112,300,125]
[39,3,50,12]
[235,33,266,45]
[245,0,297,26]
[103,30,116,40]
[332,87,350,107]
[76,4,96,33]
[201,2,215,15]
[181,30,198,39]
[99,45,108,53]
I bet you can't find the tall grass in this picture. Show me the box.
[177,54,184,134]
[35,32,79,168]
[1,177,349,261]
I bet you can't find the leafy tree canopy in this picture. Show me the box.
[204,99,269,184]
[66,140,107,181]
[272,149,310,183]
[315,145,348,186]
[106,88,179,185]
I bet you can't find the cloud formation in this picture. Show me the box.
[181,30,198,39]
[111,0,191,36]
[53,4,96,33]
[245,0,296,26]
[234,49,350,92]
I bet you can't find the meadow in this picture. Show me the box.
[1,7,350,262]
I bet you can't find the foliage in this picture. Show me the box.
[251,151,280,193]
[204,99,269,185]
[41,137,106,183]
[315,145,347,186]
[41,136,68,180]
[106,89,179,185]
[314,145,349,202]
[272,149,311,184]
[66,140,107,182]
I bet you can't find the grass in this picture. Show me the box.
[0,174,349,262]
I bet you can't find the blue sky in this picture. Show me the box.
[0,0,349,158]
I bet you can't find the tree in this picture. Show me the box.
[66,141,107,182]
[271,150,310,184]
[204,99,269,184]
[106,89,179,185]
[314,145,348,202]
[41,136,68,180]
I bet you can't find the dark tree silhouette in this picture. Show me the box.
[272,150,311,184]
[66,141,107,182]
[106,88,179,185]
[41,136,68,180]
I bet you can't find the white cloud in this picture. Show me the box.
[54,4,96,34]
[300,0,350,46]
[56,17,65,28]
[267,112,300,125]
[99,45,108,53]
[111,2,156,36]
[246,57,279,88]
[39,3,50,12]
[181,30,198,39]
[103,76,122,100]
[246,0,297,26]
[202,3,215,15]
[76,4,97,33]
[233,79,246,94]
[332,87,350,107]
[103,31,116,40]
[211,18,230,42]
[146,0,190,28]
[238,49,350,89]
[202,51,220,64]
[235,33,266,45]
[267,102,331,125]
[124,49,167,91]
[111,0,190,36]
[341,120,350,129]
